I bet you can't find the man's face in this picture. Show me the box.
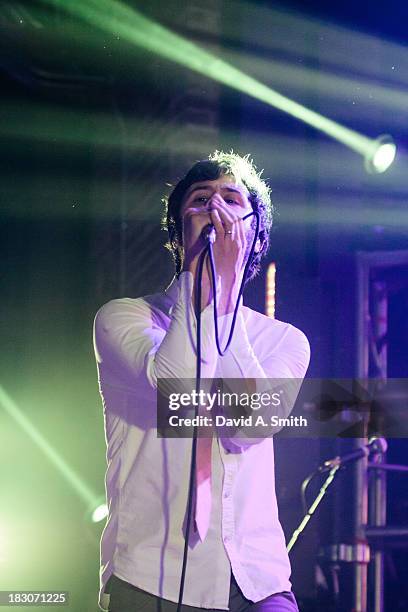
[181,174,253,231]
[180,174,259,261]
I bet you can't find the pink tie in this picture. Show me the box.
[194,433,213,541]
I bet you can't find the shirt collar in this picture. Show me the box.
[164,275,178,303]
[164,271,193,304]
[164,271,244,312]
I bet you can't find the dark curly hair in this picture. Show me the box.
[162,151,274,281]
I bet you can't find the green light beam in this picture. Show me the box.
[236,1,408,86]
[279,203,408,228]
[0,102,171,148]
[0,385,98,509]
[41,0,395,170]
[223,46,408,115]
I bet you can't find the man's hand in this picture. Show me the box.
[182,206,213,270]
[207,195,247,314]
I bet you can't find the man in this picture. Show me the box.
[93,151,310,611]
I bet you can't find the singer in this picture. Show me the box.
[93,151,310,611]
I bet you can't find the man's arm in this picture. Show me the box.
[93,274,220,394]
[212,313,311,448]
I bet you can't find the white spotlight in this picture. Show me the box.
[365,134,397,174]
[91,503,108,523]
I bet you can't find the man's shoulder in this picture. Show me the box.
[243,305,306,333]
[94,291,168,327]
[95,295,150,317]
[242,305,309,347]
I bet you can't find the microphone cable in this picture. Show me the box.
[176,210,260,611]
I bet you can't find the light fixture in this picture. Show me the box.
[365,134,397,174]
[91,502,108,523]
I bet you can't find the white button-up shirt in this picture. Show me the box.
[93,272,310,611]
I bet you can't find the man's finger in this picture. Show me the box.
[184,207,213,218]
[236,217,246,246]
[210,201,235,237]
[210,208,224,236]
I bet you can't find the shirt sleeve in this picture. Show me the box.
[93,272,221,394]
[215,309,310,379]
[210,310,311,449]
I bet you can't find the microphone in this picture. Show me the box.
[318,436,387,472]
[201,224,216,244]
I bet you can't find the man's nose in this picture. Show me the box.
[203,196,216,209]
[209,192,223,205]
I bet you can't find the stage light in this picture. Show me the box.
[266,263,276,319]
[91,502,108,523]
[41,0,397,173]
[365,135,397,174]
[0,385,101,511]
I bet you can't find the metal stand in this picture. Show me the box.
[286,252,408,610]
[301,251,408,611]
[354,251,408,612]
[287,465,340,554]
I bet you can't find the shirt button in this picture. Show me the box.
[224,491,230,499]
[224,534,231,543]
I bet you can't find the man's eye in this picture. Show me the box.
[225,198,238,205]
[194,196,209,203]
